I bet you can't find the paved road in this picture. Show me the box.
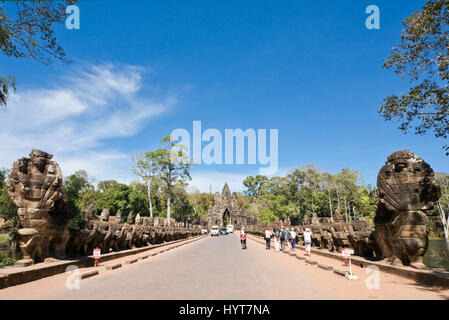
[7,233,447,300]
[39,233,342,299]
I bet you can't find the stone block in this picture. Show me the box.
[106,263,122,270]
[125,258,138,264]
[305,259,317,265]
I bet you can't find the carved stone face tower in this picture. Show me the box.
[206,183,253,228]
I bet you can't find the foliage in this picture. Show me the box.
[63,170,94,229]
[0,0,76,106]
[0,168,18,236]
[0,257,16,267]
[144,136,191,223]
[380,0,449,154]
[187,187,214,216]
[243,165,377,223]
[243,175,269,198]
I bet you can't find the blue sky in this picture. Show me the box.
[0,0,447,192]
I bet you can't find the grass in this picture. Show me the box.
[0,257,16,267]
[0,236,11,242]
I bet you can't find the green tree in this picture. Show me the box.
[132,153,158,217]
[0,0,75,106]
[0,168,16,225]
[96,183,132,216]
[128,182,151,217]
[380,0,449,154]
[243,175,268,198]
[63,170,94,229]
[187,187,214,217]
[97,180,118,193]
[145,136,191,225]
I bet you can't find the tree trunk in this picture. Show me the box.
[297,198,301,217]
[167,184,171,226]
[344,196,348,223]
[311,193,315,215]
[336,188,341,210]
[437,202,448,240]
[147,179,153,218]
[328,189,333,221]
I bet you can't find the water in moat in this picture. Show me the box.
[424,239,449,270]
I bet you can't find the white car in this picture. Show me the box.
[210,226,219,236]
[226,225,234,234]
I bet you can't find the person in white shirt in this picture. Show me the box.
[264,228,272,250]
[303,228,312,256]
[290,228,297,252]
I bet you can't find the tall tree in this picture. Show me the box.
[63,170,94,228]
[146,136,191,225]
[132,153,158,217]
[0,0,75,106]
[243,175,268,198]
[380,0,449,154]
[286,169,306,217]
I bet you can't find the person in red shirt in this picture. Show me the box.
[240,227,247,249]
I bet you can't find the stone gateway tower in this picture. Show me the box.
[206,183,254,228]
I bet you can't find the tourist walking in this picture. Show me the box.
[280,226,285,250]
[240,227,247,249]
[290,228,297,252]
[264,227,272,250]
[304,228,312,256]
[273,224,281,252]
[286,228,292,250]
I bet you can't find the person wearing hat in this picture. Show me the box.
[264,227,273,250]
[303,228,312,256]
[280,226,286,250]
[240,226,247,249]
[290,228,297,252]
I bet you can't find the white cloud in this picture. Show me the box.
[187,167,291,193]
[188,170,249,193]
[0,62,175,183]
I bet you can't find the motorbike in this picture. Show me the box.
[240,234,247,249]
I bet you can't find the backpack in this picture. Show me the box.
[287,232,292,241]
[280,230,285,240]
[275,228,280,237]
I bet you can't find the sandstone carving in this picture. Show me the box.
[206,183,254,228]
[127,212,134,224]
[6,150,70,264]
[100,209,110,222]
[373,150,440,266]
[135,213,142,225]
[85,204,95,220]
[115,209,122,224]
[6,150,203,265]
